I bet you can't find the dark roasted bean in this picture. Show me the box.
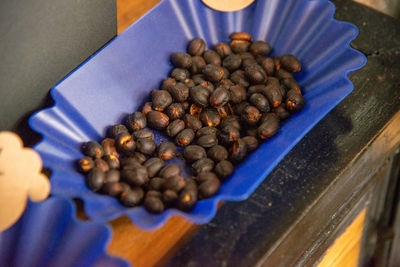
[121,165,149,186]
[276,69,294,79]
[163,175,186,192]
[163,190,178,206]
[115,133,136,156]
[133,129,154,140]
[108,124,129,139]
[190,56,206,74]
[175,128,195,146]
[171,68,190,81]
[162,77,177,92]
[183,78,195,88]
[188,38,206,56]
[221,67,230,79]
[120,157,142,169]
[196,172,219,183]
[238,52,255,60]
[86,167,105,191]
[280,54,301,72]
[105,169,120,183]
[198,177,221,199]
[102,182,123,197]
[146,190,163,199]
[257,114,280,139]
[265,83,282,108]
[159,164,181,179]
[192,74,206,85]
[192,158,215,175]
[245,64,266,84]
[165,103,185,120]
[215,42,232,58]
[148,177,164,191]
[126,112,147,132]
[197,134,218,148]
[242,57,258,69]
[230,70,249,87]
[230,39,251,53]
[280,78,301,94]
[183,145,206,163]
[199,81,215,94]
[120,182,131,193]
[214,160,234,180]
[286,89,306,113]
[209,87,230,108]
[166,119,185,137]
[142,102,153,115]
[82,141,103,159]
[177,186,198,211]
[242,136,259,151]
[133,152,147,164]
[101,138,118,157]
[171,52,192,69]
[248,84,267,95]
[241,105,261,126]
[261,57,275,76]
[189,103,203,118]
[78,157,94,173]
[222,54,242,71]
[168,82,189,102]
[152,90,173,112]
[246,127,258,138]
[218,78,234,89]
[202,64,224,82]
[272,104,290,120]
[103,155,120,169]
[220,115,240,130]
[249,93,270,113]
[144,197,165,213]
[190,85,210,108]
[157,142,176,161]
[233,101,250,115]
[120,187,144,207]
[183,114,203,131]
[207,145,228,162]
[250,40,272,56]
[136,138,156,156]
[230,139,248,164]
[200,109,221,127]
[144,157,164,178]
[147,111,169,130]
[203,50,221,66]
[196,126,220,137]
[219,125,241,145]
[230,32,253,42]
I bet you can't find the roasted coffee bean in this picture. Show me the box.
[203,50,221,66]
[188,38,206,56]
[286,89,305,113]
[101,138,118,157]
[233,101,250,115]
[86,167,105,191]
[162,77,177,91]
[152,90,173,112]
[120,187,144,207]
[242,136,259,151]
[136,138,157,156]
[261,57,275,76]
[200,109,221,127]
[163,175,186,192]
[166,119,185,137]
[214,160,234,180]
[78,157,94,173]
[216,105,232,118]
[108,124,129,139]
[144,197,165,213]
[121,166,149,187]
[238,52,255,60]
[196,172,219,183]
[198,176,221,199]
[186,178,198,190]
[126,112,147,132]
[192,158,215,175]
[144,157,164,178]
[147,111,169,130]
[197,134,218,148]
[218,78,234,89]
[221,115,241,130]
[189,103,202,118]
[183,145,206,163]
[142,102,153,115]
[183,78,195,88]
[250,40,272,56]
[230,139,248,164]
[120,157,142,169]
[175,128,195,146]
[168,82,189,102]
[215,42,232,58]
[148,177,164,191]
[221,67,230,79]
[249,93,270,112]
[209,87,230,108]
[196,126,220,137]
[82,141,104,159]
[280,54,301,72]
[245,64,266,84]
[177,186,198,211]
[246,127,258,138]
[265,84,282,108]
[192,74,206,85]
[159,164,181,179]
[241,105,261,126]
[276,69,294,79]
[248,84,267,95]
[190,56,206,74]
[230,39,251,53]
[222,54,242,71]
[272,104,290,120]
[280,78,301,94]
[163,190,178,206]
[207,145,228,162]
[133,152,147,164]
[171,52,192,69]
[105,169,120,183]
[242,58,258,69]
[202,64,224,82]
[230,32,253,42]
[190,85,210,108]
[103,155,120,169]
[183,114,202,131]
[120,182,131,193]
[146,190,163,200]
[219,125,241,145]
[102,182,123,197]
[133,129,154,140]
[171,68,190,82]
[165,103,185,120]
[157,142,176,161]
[230,70,250,87]
[199,81,215,94]
[257,114,280,139]
[115,133,136,156]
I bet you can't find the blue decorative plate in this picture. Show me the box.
[29,0,366,229]
[0,197,129,266]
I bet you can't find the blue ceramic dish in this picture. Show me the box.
[29,0,366,229]
[0,197,129,267]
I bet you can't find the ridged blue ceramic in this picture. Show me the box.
[29,0,366,229]
[0,197,129,267]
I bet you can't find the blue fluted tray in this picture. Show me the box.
[29,0,366,229]
[0,197,129,267]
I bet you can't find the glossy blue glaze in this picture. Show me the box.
[29,0,366,229]
[0,197,129,267]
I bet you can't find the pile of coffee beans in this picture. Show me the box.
[77,32,305,213]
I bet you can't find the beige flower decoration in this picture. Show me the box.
[0,131,50,231]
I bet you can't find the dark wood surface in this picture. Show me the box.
[166,1,400,266]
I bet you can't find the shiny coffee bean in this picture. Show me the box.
[121,165,149,186]
[249,93,270,113]
[272,104,290,120]
[230,139,248,164]
[108,124,129,139]
[230,70,250,88]
[280,54,301,72]
[152,90,173,112]
[190,85,210,108]
[78,157,94,173]
[188,38,206,56]
[197,134,218,148]
[265,84,283,108]
[203,50,221,66]
[171,68,190,82]
[207,145,228,162]
[175,128,195,146]
[192,158,215,175]
[144,197,165,213]
[168,82,189,102]
[103,155,120,169]
[257,114,280,139]
[215,42,232,58]
[120,157,142,169]
[183,145,206,163]
[126,112,147,132]
[148,177,164,191]
[115,132,136,156]
[119,182,131,193]
[209,87,230,108]
[261,57,275,76]
[241,105,261,126]
[101,138,118,157]
[222,54,242,71]
[190,56,206,74]
[286,89,305,113]
[162,77,176,91]
[196,126,220,137]
[86,167,105,191]
[218,78,234,89]
[239,52,255,60]
[245,64,266,84]
[163,190,178,206]
[214,160,234,180]
[183,78,195,88]
[219,125,241,145]
[202,64,224,82]
[82,141,104,159]
[143,157,164,178]
[248,84,267,95]
[276,69,294,79]
[166,119,185,137]
[157,142,176,161]
[135,139,156,156]
[182,114,202,132]
[199,81,215,94]
[198,176,220,199]
[163,175,186,192]
[105,169,120,183]
[242,136,259,151]
[220,115,241,130]
[230,39,251,53]
[165,103,185,120]
[133,152,147,164]
[159,164,181,179]
[192,74,206,85]
[102,182,123,197]
[142,102,153,115]
[250,40,272,56]
[200,109,221,127]
[133,129,154,140]
[280,78,301,93]
[171,52,192,69]
[230,32,253,42]
[242,57,258,69]
[120,187,144,207]
[233,101,250,115]
[177,186,198,211]
[196,172,219,183]
[147,111,169,130]
[146,190,163,199]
